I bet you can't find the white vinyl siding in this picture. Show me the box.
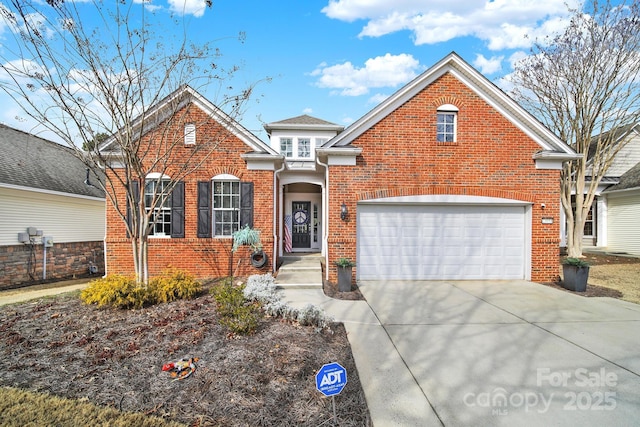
[606,191,640,255]
[0,186,105,246]
[357,202,528,280]
[606,134,640,177]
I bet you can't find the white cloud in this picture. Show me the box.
[167,0,207,17]
[368,93,389,105]
[473,54,503,75]
[312,53,421,96]
[322,0,580,51]
[303,107,313,114]
[133,0,163,13]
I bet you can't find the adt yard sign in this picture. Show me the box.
[316,362,347,396]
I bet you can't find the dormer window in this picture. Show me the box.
[298,138,311,158]
[280,138,293,157]
[279,137,315,160]
[437,104,458,143]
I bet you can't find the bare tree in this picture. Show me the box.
[0,0,257,283]
[509,0,640,257]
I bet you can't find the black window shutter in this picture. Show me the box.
[197,181,212,238]
[171,181,185,238]
[126,180,140,238]
[240,182,254,228]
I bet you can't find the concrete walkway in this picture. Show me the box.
[0,279,90,306]
[281,280,640,426]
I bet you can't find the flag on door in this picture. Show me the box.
[284,214,292,253]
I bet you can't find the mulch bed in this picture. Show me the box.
[0,285,371,426]
[543,253,639,298]
[323,280,364,301]
[541,280,624,299]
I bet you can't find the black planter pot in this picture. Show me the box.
[337,266,352,292]
[250,250,268,268]
[562,264,589,292]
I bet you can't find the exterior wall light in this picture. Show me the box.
[340,203,348,221]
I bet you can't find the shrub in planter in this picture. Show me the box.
[335,257,355,292]
[562,257,590,292]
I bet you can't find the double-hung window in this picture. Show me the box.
[298,138,311,158]
[145,175,171,236]
[436,104,458,143]
[213,178,240,236]
[280,138,293,158]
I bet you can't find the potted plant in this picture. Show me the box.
[561,257,590,292]
[232,226,268,268]
[335,257,355,292]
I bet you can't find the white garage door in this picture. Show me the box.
[357,203,527,280]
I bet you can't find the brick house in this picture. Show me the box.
[103,52,577,284]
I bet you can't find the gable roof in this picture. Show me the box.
[100,85,276,155]
[326,52,577,160]
[0,124,104,199]
[264,115,344,133]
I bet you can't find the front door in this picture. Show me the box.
[292,201,311,249]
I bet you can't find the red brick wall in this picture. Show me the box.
[327,72,561,283]
[105,103,273,280]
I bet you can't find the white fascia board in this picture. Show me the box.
[99,85,277,156]
[327,52,576,158]
[0,182,105,202]
[316,146,362,166]
[602,186,640,196]
[241,153,283,171]
[533,151,582,169]
[190,92,277,155]
[447,60,573,154]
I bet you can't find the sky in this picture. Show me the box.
[0,0,593,143]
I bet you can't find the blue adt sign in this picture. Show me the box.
[315,362,347,397]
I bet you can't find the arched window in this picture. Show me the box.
[436,104,458,143]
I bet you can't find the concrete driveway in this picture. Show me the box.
[354,280,640,426]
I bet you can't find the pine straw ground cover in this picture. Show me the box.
[547,253,640,304]
[0,281,371,426]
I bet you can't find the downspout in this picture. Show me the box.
[273,161,286,274]
[316,155,330,281]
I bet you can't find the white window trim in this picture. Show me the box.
[212,174,240,237]
[437,104,458,143]
[145,173,172,238]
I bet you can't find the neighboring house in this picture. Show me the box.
[564,124,640,254]
[0,124,105,289]
[102,52,577,284]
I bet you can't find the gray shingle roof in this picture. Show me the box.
[268,115,339,126]
[264,115,344,134]
[604,161,640,192]
[0,124,104,198]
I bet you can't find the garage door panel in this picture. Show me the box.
[357,204,527,280]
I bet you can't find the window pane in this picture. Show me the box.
[437,112,456,142]
[213,179,241,236]
[298,138,310,157]
[145,178,171,236]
